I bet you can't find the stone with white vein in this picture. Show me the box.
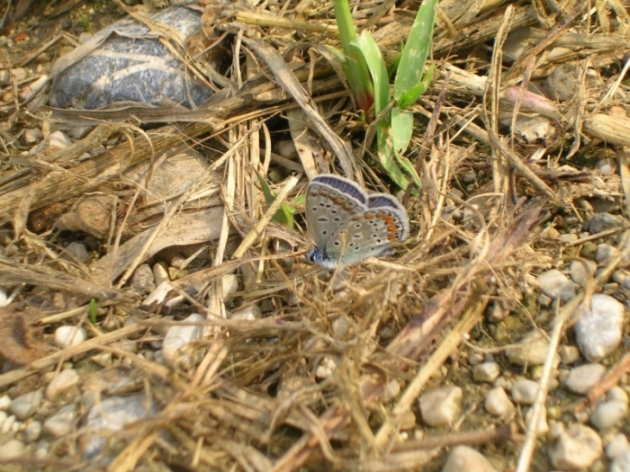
[574,294,625,362]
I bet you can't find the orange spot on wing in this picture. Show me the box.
[388,225,398,232]
[388,235,398,241]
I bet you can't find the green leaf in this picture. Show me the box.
[394,0,437,102]
[332,0,373,112]
[397,64,435,109]
[89,299,97,324]
[351,31,390,117]
[391,107,414,155]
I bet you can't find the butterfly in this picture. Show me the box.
[305,174,409,268]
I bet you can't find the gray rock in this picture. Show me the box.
[10,390,43,420]
[50,7,212,109]
[65,242,90,263]
[82,393,154,459]
[130,263,156,295]
[574,294,625,362]
[565,364,606,395]
[595,243,619,264]
[587,213,628,234]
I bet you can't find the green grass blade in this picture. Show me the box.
[332,0,373,112]
[397,64,435,109]
[391,107,414,154]
[394,0,437,102]
[351,31,390,117]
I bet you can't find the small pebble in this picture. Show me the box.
[10,390,43,420]
[473,362,500,383]
[46,369,80,402]
[559,345,580,365]
[0,395,11,410]
[537,269,576,301]
[383,379,401,402]
[595,243,619,264]
[511,379,539,405]
[558,233,578,243]
[590,400,628,430]
[607,434,630,459]
[442,445,498,472]
[0,289,8,308]
[222,274,239,301]
[130,264,156,295]
[162,313,207,367]
[525,406,548,436]
[506,330,559,366]
[65,242,90,262]
[419,386,462,427]
[569,259,597,286]
[596,158,616,174]
[23,128,43,144]
[152,263,169,286]
[1,414,16,433]
[484,387,514,418]
[608,386,629,404]
[612,449,630,472]
[44,403,78,438]
[0,439,25,460]
[47,131,72,150]
[574,294,625,362]
[565,363,606,394]
[231,304,262,321]
[468,353,484,365]
[25,421,42,441]
[549,424,602,470]
[54,326,87,348]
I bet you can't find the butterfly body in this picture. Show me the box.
[305,174,409,268]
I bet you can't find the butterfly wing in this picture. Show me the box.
[305,176,368,250]
[324,194,409,266]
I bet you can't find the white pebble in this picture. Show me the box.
[608,386,629,404]
[606,433,630,459]
[570,259,597,286]
[511,379,539,405]
[590,400,628,430]
[442,445,498,472]
[44,403,78,438]
[574,294,625,362]
[54,326,87,349]
[485,387,514,419]
[45,369,80,402]
[230,304,261,321]
[559,345,580,365]
[595,243,619,264]
[549,424,602,470]
[65,242,90,262]
[537,269,576,301]
[473,362,501,383]
[0,439,25,460]
[25,421,42,441]
[315,357,336,379]
[222,274,239,301]
[162,314,208,367]
[0,289,8,307]
[0,395,11,410]
[10,390,43,420]
[506,330,559,366]
[1,414,15,434]
[612,449,630,472]
[565,363,606,394]
[419,386,462,427]
[525,406,548,436]
[47,131,72,150]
